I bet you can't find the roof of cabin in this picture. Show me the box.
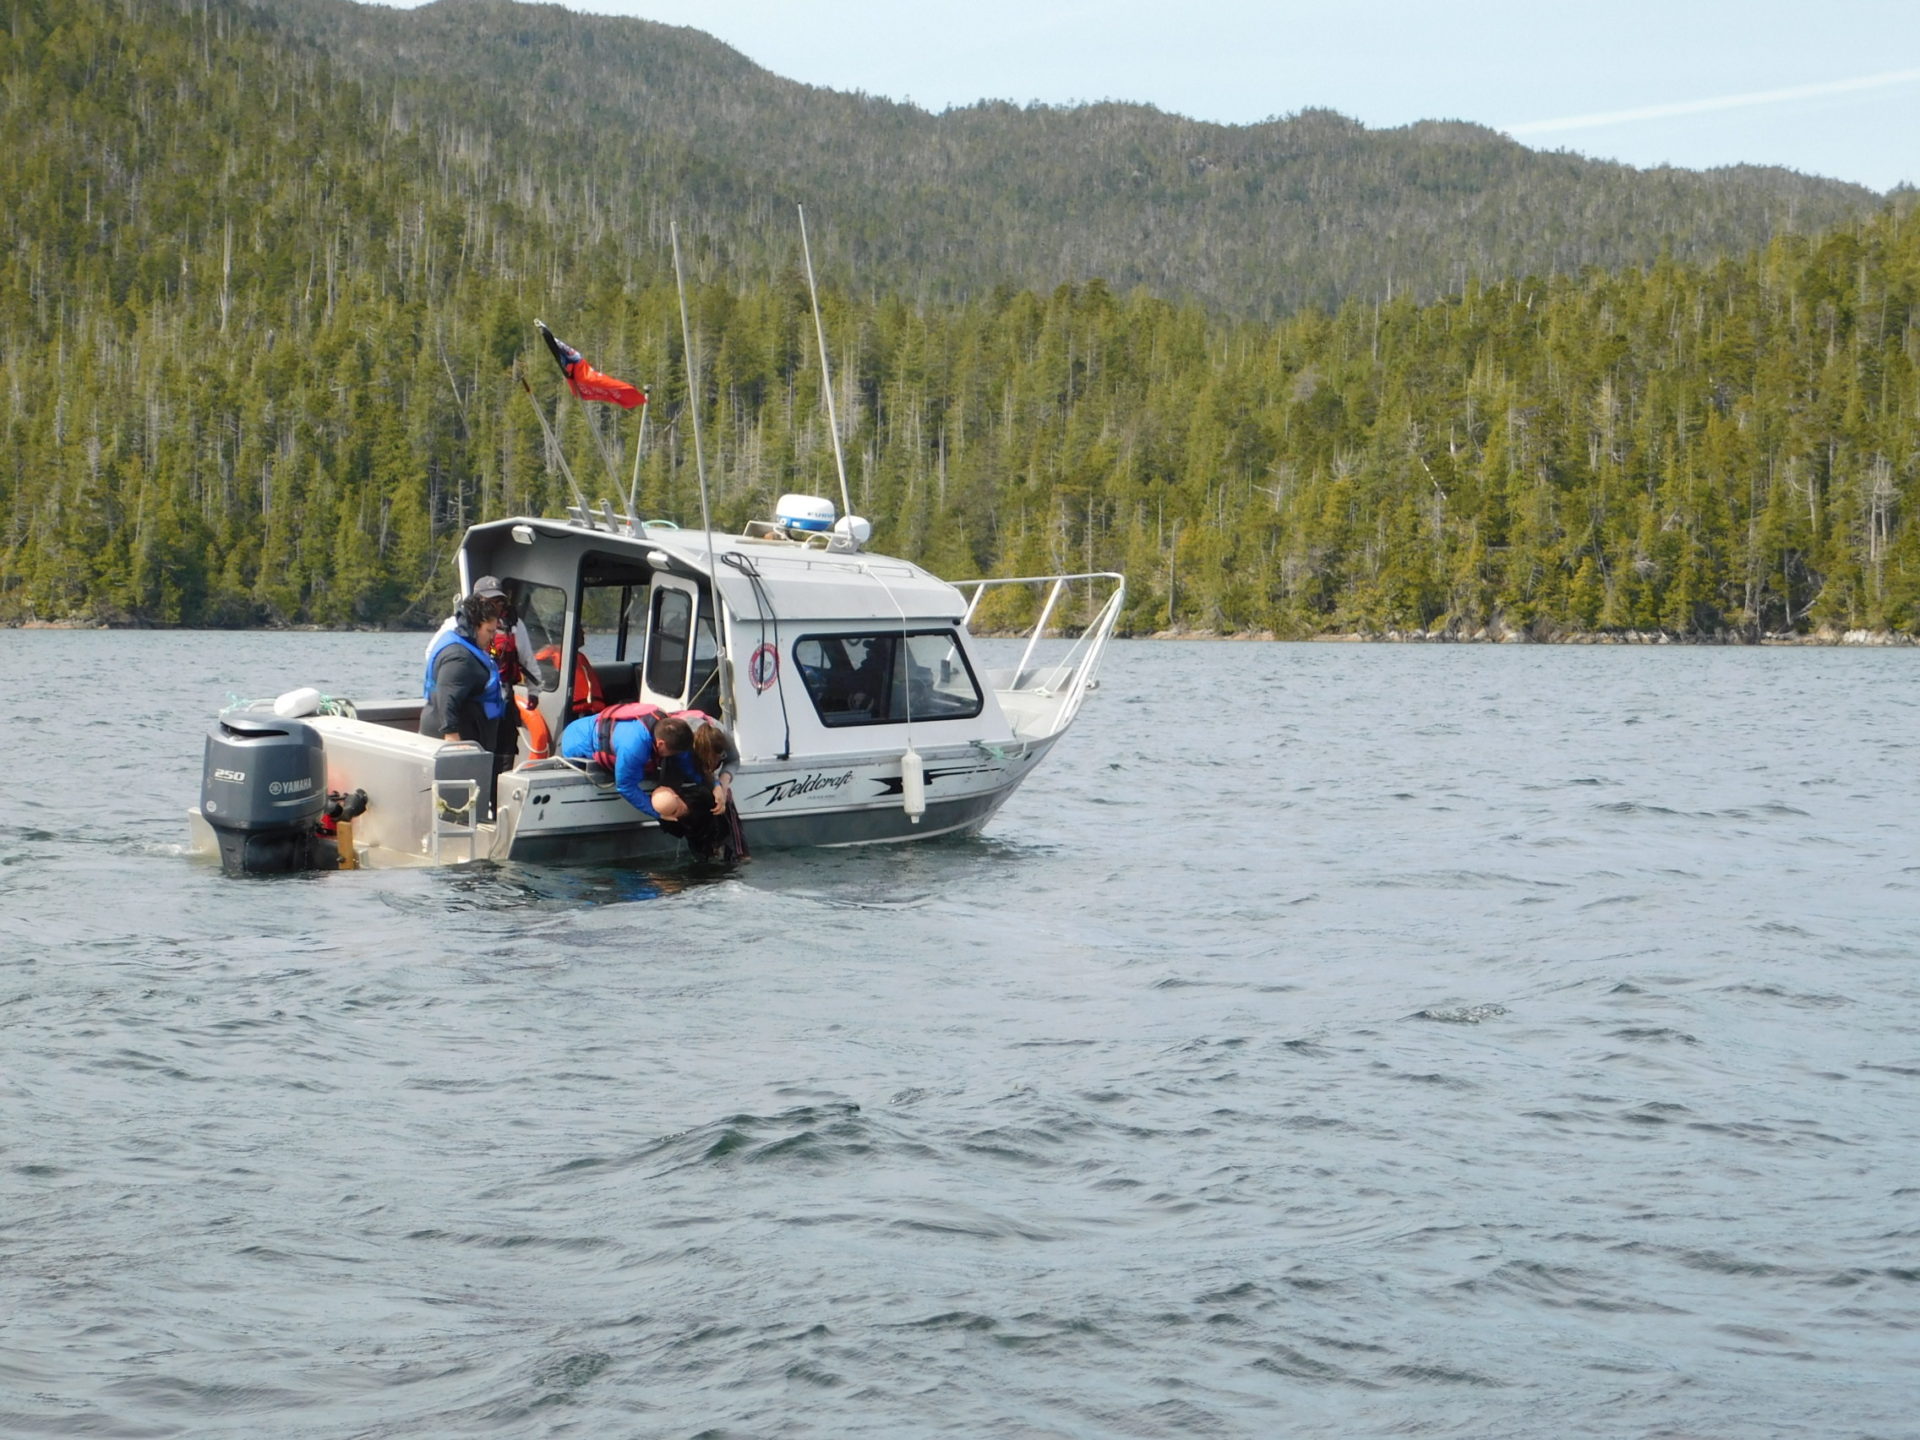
[461,518,970,624]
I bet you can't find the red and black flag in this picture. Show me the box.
[536,320,646,409]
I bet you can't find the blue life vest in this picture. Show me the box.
[423,629,506,720]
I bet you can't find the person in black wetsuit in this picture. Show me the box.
[672,721,747,862]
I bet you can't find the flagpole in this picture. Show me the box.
[582,407,628,501]
[798,204,854,527]
[517,370,591,519]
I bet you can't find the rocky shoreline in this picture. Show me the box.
[1140,625,1919,646]
[14,617,1918,646]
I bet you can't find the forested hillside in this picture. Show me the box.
[4,0,1918,636]
[259,0,1883,318]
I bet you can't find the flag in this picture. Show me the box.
[536,320,645,409]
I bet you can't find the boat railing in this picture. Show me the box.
[953,571,1125,738]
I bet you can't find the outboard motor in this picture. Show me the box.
[200,712,337,875]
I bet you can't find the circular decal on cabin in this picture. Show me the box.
[747,642,780,693]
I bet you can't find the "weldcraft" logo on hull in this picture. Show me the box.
[749,770,855,806]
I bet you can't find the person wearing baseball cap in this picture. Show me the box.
[419,578,509,790]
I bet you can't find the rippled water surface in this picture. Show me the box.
[4,633,1918,1438]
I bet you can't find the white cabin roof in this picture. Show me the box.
[474,519,970,625]
[701,543,967,625]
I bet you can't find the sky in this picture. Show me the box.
[374,0,1918,192]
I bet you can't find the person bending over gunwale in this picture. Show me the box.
[558,708,701,821]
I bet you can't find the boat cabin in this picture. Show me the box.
[460,514,1012,767]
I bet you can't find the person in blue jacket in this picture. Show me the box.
[558,707,701,821]
[420,578,507,752]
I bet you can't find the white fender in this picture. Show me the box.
[900,746,925,823]
[273,686,322,718]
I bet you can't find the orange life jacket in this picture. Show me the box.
[533,645,606,716]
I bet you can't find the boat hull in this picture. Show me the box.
[500,791,1009,863]
[494,738,1051,863]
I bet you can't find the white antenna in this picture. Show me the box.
[671,222,728,723]
[798,205,854,526]
[670,224,716,550]
[625,384,651,528]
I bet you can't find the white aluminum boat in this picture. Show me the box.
[190,503,1123,871]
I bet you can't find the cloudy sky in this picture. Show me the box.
[374,0,1918,191]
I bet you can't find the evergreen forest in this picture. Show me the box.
[5,0,1919,637]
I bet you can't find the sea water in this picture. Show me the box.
[2,633,1916,1438]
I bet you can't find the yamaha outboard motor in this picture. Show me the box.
[200,712,337,875]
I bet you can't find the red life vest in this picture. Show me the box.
[591,702,666,774]
[487,630,529,687]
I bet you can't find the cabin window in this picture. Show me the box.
[577,584,631,664]
[509,582,569,692]
[576,550,657,666]
[688,608,721,715]
[646,586,694,698]
[792,630,983,728]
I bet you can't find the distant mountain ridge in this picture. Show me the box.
[257,0,1885,315]
[5,0,1916,638]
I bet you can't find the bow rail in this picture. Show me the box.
[953,571,1125,742]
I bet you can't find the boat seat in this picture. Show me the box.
[594,661,639,705]
[349,697,427,733]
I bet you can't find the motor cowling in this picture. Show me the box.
[200,712,337,875]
